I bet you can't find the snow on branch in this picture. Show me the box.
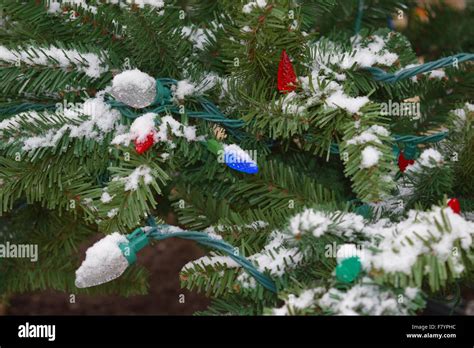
[111,114,202,148]
[47,0,165,14]
[280,34,400,116]
[0,45,108,78]
[182,231,302,288]
[345,124,391,170]
[285,206,474,278]
[271,281,422,315]
[270,279,423,315]
[242,1,267,14]
[405,148,444,174]
[361,207,473,276]
[317,280,420,315]
[289,209,365,239]
[0,97,121,151]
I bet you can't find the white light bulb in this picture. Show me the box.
[111,69,156,108]
[75,233,130,288]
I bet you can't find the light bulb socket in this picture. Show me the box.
[119,228,150,265]
[335,256,361,283]
[403,142,418,160]
[205,139,223,155]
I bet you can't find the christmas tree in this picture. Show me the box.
[0,0,473,316]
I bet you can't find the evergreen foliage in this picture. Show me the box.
[0,0,472,315]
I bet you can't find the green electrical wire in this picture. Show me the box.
[394,132,448,145]
[144,220,277,293]
[354,0,365,35]
[0,103,56,116]
[366,53,474,83]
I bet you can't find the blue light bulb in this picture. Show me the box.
[224,147,259,174]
